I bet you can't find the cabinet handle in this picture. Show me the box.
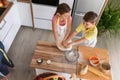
[0,20,6,30]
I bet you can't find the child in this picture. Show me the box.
[52,3,72,47]
[34,72,66,80]
[63,11,98,47]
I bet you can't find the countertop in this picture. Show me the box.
[30,41,77,74]
[31,41,112,80]
[0,2,13,23]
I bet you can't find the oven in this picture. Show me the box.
[32,0,59,6]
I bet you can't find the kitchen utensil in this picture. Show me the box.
[89,56,100,66]
[100,62,111,73]
[65,49,79,62]
[88,65,109,80]
[36,58,43,64]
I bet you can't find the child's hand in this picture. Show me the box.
[66,43,71,48]
[56,41,65,48]
[62,41,68,47]
[56,41,61,46]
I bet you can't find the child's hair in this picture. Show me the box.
[54,3,71,15]
[83,11,98,23]
[34,72,65,80]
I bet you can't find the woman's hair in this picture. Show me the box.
[54,3,71,15]
[83,11,98,23]
[34,72,64,80]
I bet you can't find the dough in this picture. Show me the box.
[57,44,72,51]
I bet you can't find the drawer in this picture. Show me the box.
[3,24,19,52]
[0,20,6,29]
[33,4,56,20]
[34,18,52,30]
[0,19,13,41]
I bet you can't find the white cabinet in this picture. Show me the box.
[33,4,56,30]
[0,3,21,52]
[34,19,52,30]
[17,2,32,27]
[33,4,56,20]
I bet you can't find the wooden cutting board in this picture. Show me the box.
[30,41,77,74]
[76,46,112,80]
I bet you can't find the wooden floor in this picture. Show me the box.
[7,26,120,80]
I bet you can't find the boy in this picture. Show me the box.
[63,11,98,47]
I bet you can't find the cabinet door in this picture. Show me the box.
[0,4,14,42]
[2,4,21,52]
[32,4,56,30]
[0,19,13,41]
[34,18,52,30]
[33,4,56,20]
[17,2,32,27]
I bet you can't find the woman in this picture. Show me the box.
[52,3,72,47]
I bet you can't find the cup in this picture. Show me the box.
[89,56,100,67]
[47,60,51,64]
[36,58,43,64]
[100,62,111,73]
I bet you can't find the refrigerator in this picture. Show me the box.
[72,0,106,36]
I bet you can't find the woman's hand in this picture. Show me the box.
[56,40,61,45]
[62,41,68,48]
[66,43,72,48]
[56,41,64,48]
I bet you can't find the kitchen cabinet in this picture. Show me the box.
[32,4,56,30]
[0,3,21,52]
[17,2,32,27]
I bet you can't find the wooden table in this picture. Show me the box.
[30,41,77,74]
[77,46,112,80]
[30,41,112,80]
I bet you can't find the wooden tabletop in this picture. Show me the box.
[30,41,112,80]
[77,46,112,80]
[30,41,77,74]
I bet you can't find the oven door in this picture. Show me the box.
[32,0,59,6]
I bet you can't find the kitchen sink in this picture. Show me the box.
[0,7,6,16]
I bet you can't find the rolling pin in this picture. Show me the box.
[88,65,109,80]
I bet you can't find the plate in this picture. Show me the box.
[65,49,79,62]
